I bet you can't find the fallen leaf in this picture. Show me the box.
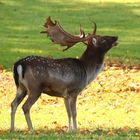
[0,130,6,134]
[107,130,116,136]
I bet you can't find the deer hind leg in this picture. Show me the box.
[64,98,72,131]
[11,87,27,131]
[22,90,41,131]
[69,96,77,131]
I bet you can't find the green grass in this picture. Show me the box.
[1,131,140,140]
[0,0,140,70]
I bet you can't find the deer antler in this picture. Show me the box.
[92,22,97,35]
[79,25,85,38]
[41,16,96,51]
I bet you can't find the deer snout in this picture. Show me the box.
[112,36,118,47]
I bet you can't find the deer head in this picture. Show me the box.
[87,35,118,53]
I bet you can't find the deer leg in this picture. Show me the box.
[70,96,77,131]
[11,87,26,131]
[64,98,72,131]
[22,92,40,131]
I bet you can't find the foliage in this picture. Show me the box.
[0,66,140,139]
[0,0,140,69]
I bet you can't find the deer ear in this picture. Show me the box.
[92,37,97,47]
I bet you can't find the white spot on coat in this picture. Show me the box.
[17,65,23,81]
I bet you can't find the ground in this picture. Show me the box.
[0,65,140,139]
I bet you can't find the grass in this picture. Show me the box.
[0,67,140,139]
[0,0,140,70]
[1,131,140,140]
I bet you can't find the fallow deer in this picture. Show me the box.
[11,16,118,132]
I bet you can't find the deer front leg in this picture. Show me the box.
[64,98,72,131]
[11,87,26,132]
[22,92,40,131]
[70,96,77,131]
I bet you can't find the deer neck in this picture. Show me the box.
[80,47,104,84]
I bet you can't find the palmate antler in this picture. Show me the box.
[41,16,97,51]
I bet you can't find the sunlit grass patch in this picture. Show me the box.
[0,66,140,139]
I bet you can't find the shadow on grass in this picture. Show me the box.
[0,0,140,69]
[0,127,140,139]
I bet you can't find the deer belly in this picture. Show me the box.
[42,85,69,98]
[43,90,63,97]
